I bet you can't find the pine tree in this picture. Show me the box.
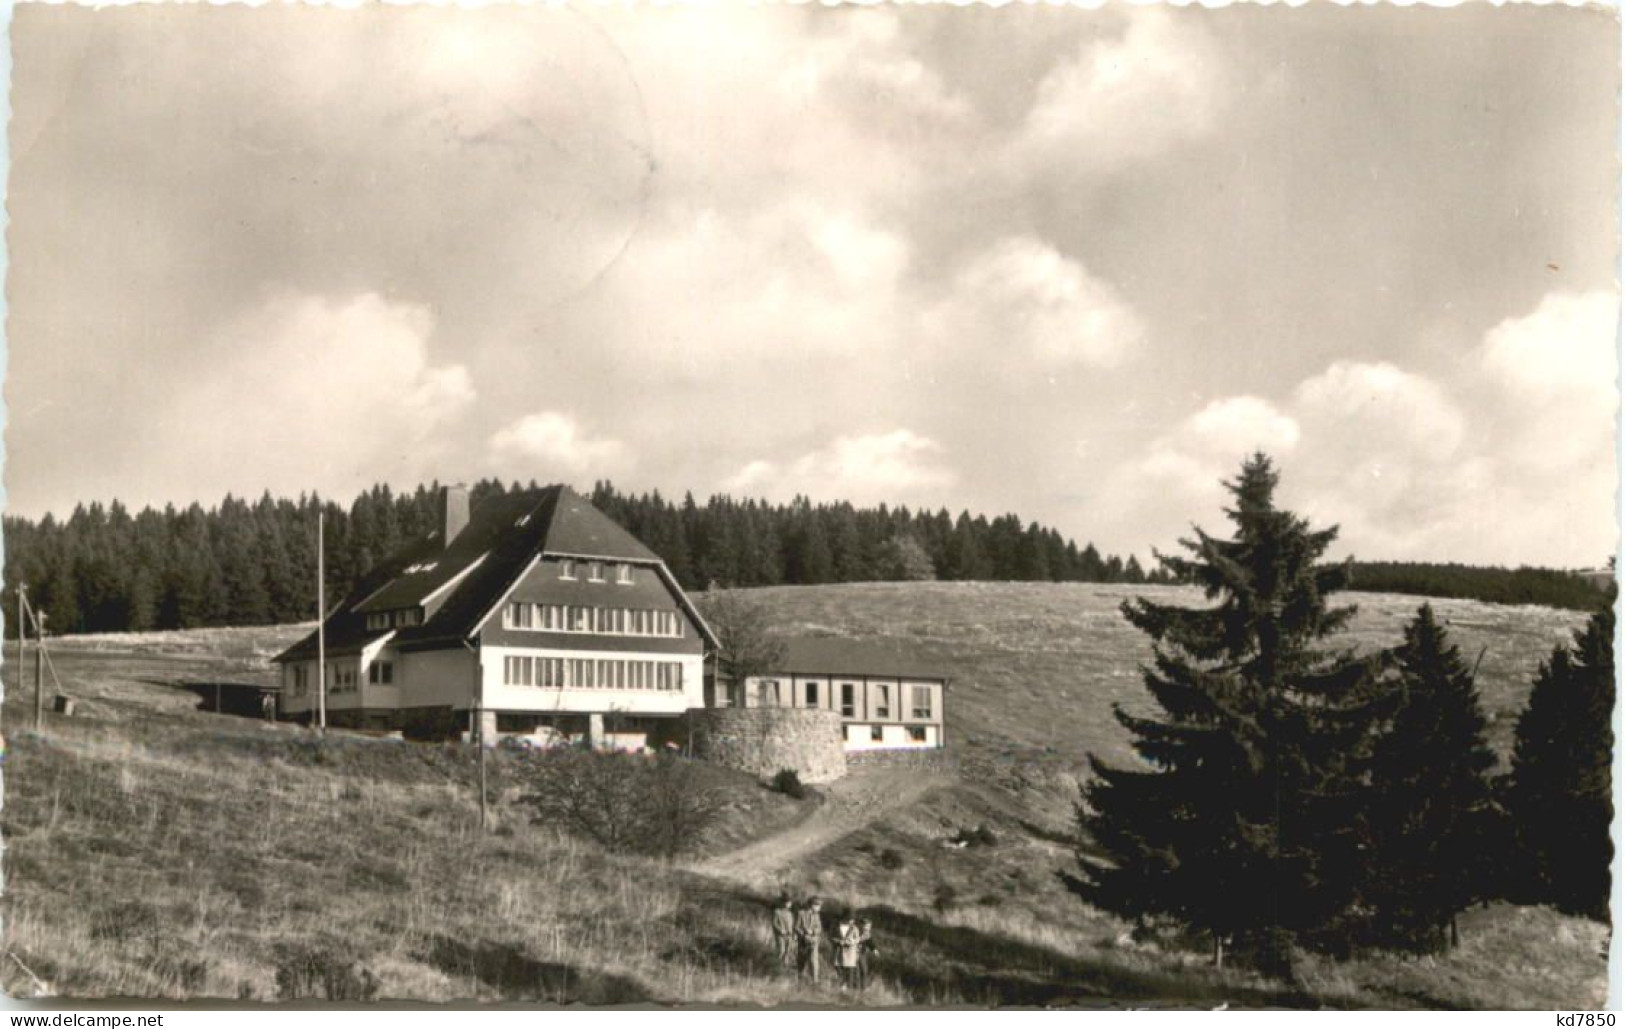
[786,508,835,585]
[1505,606,1615,923]
[943,513,991,581]
[1016,523,1052,581]
[164,507,227,628]
[1076,454,1382,971]
[1079,543,1107,582]
[218,496,271,626]
[827,504,868,582]
[1364,604,1499,950]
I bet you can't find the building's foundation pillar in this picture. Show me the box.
[477,709,498,746]
[587,713,605,750]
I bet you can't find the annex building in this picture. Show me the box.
[725,638,947,752]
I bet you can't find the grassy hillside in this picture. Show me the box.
[0,584,1607,1007]
[727,581,1591,770]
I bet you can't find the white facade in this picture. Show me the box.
[845,723,941,750]
[279,644,702,725]
[479,645,704,716]
[740,672,945,751]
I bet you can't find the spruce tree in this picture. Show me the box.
[1365,604,1498,950]
[943,514,991,581]
[1123,555,1146,585]
[1505,606,1615,923]
[1079,543,1107,582]
[1016,523,1052,581]
[1076,454,1382,969]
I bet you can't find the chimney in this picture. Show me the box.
[441,483,470,548]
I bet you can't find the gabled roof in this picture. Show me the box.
[769,637,951,682]
[274,485,698,663]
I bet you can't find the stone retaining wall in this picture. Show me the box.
[684,708,847,783]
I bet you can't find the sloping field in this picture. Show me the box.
[726,581,1590,769]
[0,584,1606,1007]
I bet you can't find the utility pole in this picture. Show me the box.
[15,584,25,707]
[33,610,46,730]
[477,645,487,831]
[317,506,327,734]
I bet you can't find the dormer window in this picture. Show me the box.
[588,561,604,582]
[365,612,390,631]
[616,564,633,585]
[394,608,423,627]
[559,559,576,580]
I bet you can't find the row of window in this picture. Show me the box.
[288,661,393,696]
[502,603,686,638]
[757,679,934,719]
[502,656,684,691]
[365,608,423,631]
[557,559,634,585]
[851,725,929,743]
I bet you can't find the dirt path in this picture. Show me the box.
[700,766,951,883]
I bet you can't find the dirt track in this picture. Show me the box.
[700,766,951,883]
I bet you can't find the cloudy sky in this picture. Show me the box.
[5,4,1618,567]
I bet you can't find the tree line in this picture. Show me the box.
[1076,454,1613,976]
[0,479,1167,638]
[4,474,1608,639]
[1346,560,1609,612]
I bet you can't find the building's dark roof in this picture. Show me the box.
[769,637,950,682]
[274,486,687,663]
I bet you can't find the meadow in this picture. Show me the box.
[0,583,1606,1007]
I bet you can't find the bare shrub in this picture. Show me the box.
[515,748,728,860]
[696,593,786,706]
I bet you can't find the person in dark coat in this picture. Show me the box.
[795,897,825,982]
[857,917,878,991]
[771,895,796,969]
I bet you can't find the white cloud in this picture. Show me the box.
[1103,300,1618,566]
[1476,290,1617,472]
[931,236,1145,369]
[1179,395,1301,460]
[1103,395,1299,549]
[603,202,911,376]
[1113,362,1482,561]
[787,8,971,127]
[1293,361,1466,464]
[1459,290,1618,564]
[144,292,474,500]
[1019,9,1229,172]
[725,429,957,507]
[487,411,633,479]
[1285,362,1473,556]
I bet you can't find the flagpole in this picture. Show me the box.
[317,505,327,733]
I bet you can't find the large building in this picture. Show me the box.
[728,638,948,751]
[273,484,716,748]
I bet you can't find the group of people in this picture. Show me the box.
[770,895,878,990]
